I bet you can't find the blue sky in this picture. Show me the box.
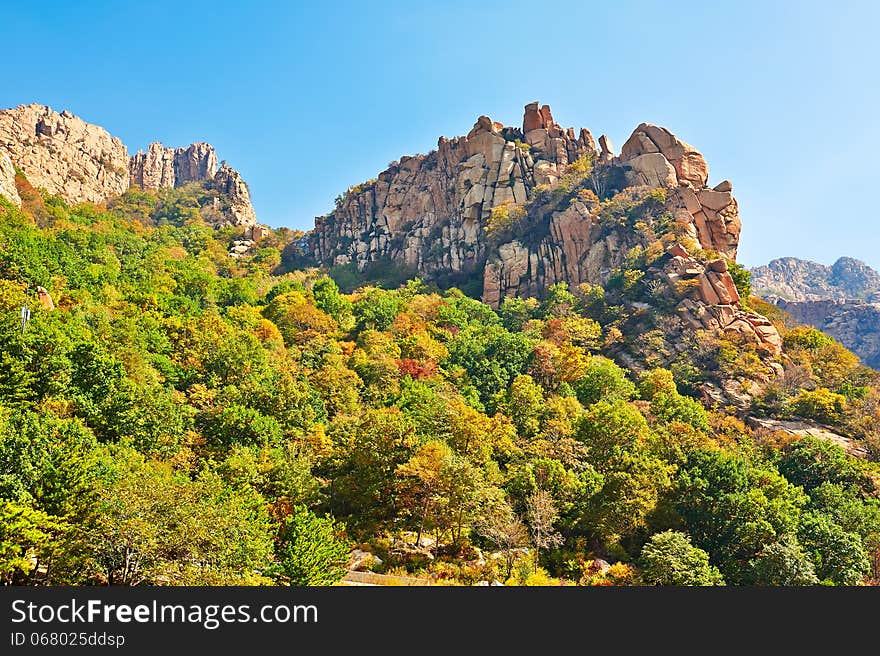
[3,1,879,270]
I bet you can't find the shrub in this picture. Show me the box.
[790,388,847,424]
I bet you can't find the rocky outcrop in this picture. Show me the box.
[752,257,880,302]
[311,103,599,279]
[747,416,868,458]
[308,102,782,375]
[310,102,742,283]
[0,104,129,205]
[0,103,258,229]
[620,123,709,189]
[129,142,219,190]
[0,151,20,207]
[212,164,257,226]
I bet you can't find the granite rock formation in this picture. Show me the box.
[0,104,129,205]
[307,102,783,400]
[752,257,880,303]
[0,104,258,229]
[129,142,219,190]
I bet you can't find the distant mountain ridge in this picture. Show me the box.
[751,256,880,303]
[752,256,880,369]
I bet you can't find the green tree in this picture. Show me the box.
[573,356,636,407]
[673,449,807,584]
[640,531,724,586]
[0,500,63,584]
[575,400,671,542]
[273,506,349,586]
[798,513,869,585]
[750,536,819,586]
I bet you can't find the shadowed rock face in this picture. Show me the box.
[0,103,257,228]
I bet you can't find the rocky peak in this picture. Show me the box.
[752,256,880,369]
[129,142,219,190]
[306,101,782,402]
[0,103,258,228]
[212,163,257,226]
[0,103,129,205]
[620,123,709,188]
[310,101,743,293]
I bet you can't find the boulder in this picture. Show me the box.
[621,123,708,187]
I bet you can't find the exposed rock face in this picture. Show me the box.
[0,103,258,228]
[212,164,257,226]
[747,416,868,458]
[311,103,598,279]
[129,142,219,190]
[752,257,880,302]
[620,123,709,188]
[0,151,20,206]
[0,104,129,204]
[310,103,742,282]
[752,257,880,369]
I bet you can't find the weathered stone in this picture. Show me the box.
[36,286,54,310]
[130,142,218,190]
[621,122,708,187]
[212,164,257,226]
[0,150,20,206]
[698,274,721,305]
[0,103,258,228]
[0,104,128,204]
[625,153,677,187]
[598,135,614,161]
[713,180,732,192]
[523,102,543,132]
[697,189,733,212]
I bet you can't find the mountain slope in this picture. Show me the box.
[306,102,781,407]
[1,102,880,587]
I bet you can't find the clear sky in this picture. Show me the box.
[3,1,879,270]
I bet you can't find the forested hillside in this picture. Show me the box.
[2,177,879,586]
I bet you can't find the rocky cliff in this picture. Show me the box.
[0,104,257,228]
[752,257,880,369]
[0,151,19,207]
[129,141,218,190]
[308,102,783,402]
[309,104,742,300]
[0,103,129,205]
